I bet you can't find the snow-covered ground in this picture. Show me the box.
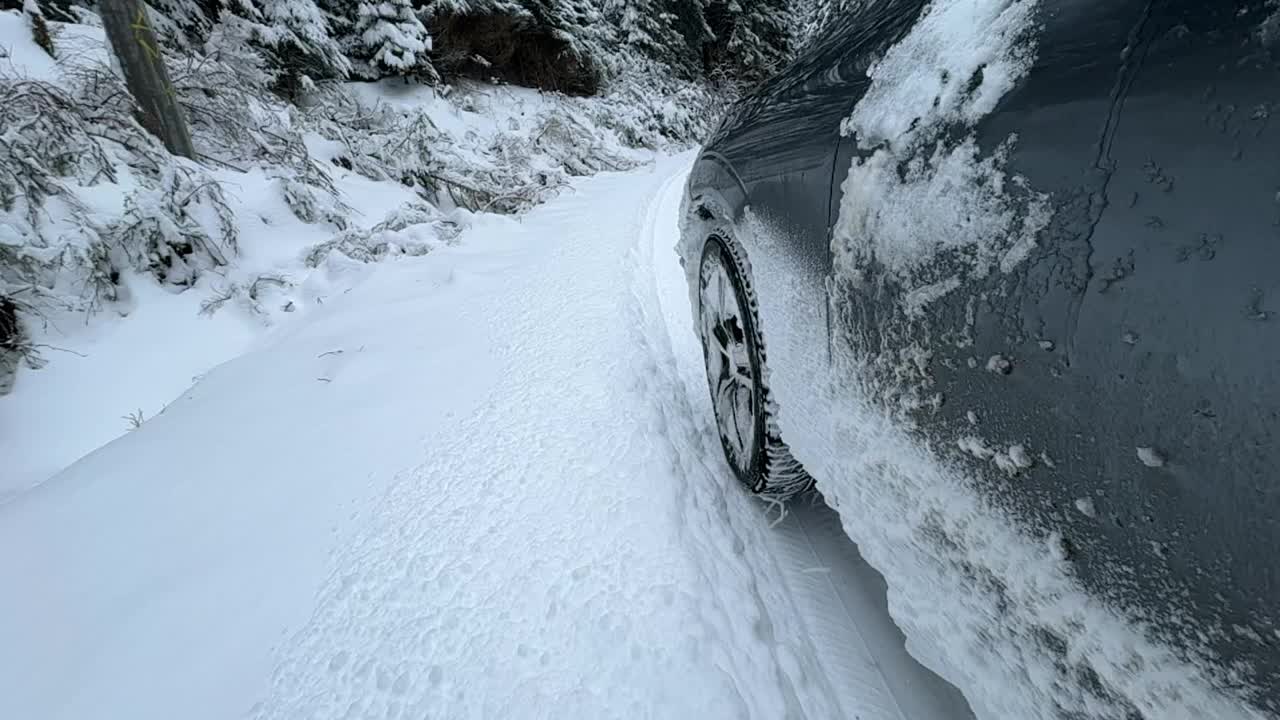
[5,6,1273,716]
[0,155,975,720]
[0,8,654,500]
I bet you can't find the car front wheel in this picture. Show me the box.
[697,235,812,498]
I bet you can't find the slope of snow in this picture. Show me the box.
[0,150,424,500]
[0,10,655,500]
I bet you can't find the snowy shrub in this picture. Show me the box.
[302,202,458,267]
[147,0,217,46]
[199,272,291,317]
[0,21,336,321]
[275,172,350,230]
[207,1,351,98]
[0,292,36,395]
[0,76,128,304]
[102,164,238,289]
[168,17,313,163]
[590,63,722,147]
[303,85,438,185]
[301,79,646,216]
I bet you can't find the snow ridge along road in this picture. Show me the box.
[2,154,967,720]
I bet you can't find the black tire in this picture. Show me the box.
[697,235,813,499]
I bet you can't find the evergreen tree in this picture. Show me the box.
[348,0,437,80]
[667,0,714,71]
[255,0,351,89]
[149,0,220,44]
[316,0,356,31]
[210,0,350,96]
[418,0,528,15]
[605,0,676,64]
[534,0,612,91]
[705,0,793,83]
[603,0,709,78]
[546,0,611,55]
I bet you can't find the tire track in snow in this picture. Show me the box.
[637,157,975,720]
[625,162,844,719]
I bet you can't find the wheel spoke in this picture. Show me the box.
[698,245,758,472]
[730,384,750,453]
[716,270,729,318]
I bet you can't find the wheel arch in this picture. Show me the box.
[680,155,815,499]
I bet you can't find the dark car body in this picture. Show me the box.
[679,0,1280,715]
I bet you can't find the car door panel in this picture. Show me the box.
[827,0,1280,705]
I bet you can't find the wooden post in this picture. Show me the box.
[98,0,196,159]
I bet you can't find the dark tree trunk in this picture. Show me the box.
[98,0,196,159]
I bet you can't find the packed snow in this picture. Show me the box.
[839,0,1040,146]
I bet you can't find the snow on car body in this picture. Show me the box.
[678,1,1280,717]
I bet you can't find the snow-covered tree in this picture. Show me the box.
[347,0,437,80]
[418,0,528,15]
[147,0,220,44]
[605,0,672,59]
[734,0,793,77]
[259,0,350,70]
[545,0,610,53]
[604,0,710,78]
[704,0,794,83]
[205,0,350,97]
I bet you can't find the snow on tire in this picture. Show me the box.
[696,232,812,499]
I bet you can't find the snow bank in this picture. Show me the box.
[0,217,511,720]
[0,159,427,499]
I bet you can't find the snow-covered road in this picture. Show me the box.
[1,155,970,719]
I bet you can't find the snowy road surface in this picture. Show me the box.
[1,154,971,719]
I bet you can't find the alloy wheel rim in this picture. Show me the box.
[699,247,758,471]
